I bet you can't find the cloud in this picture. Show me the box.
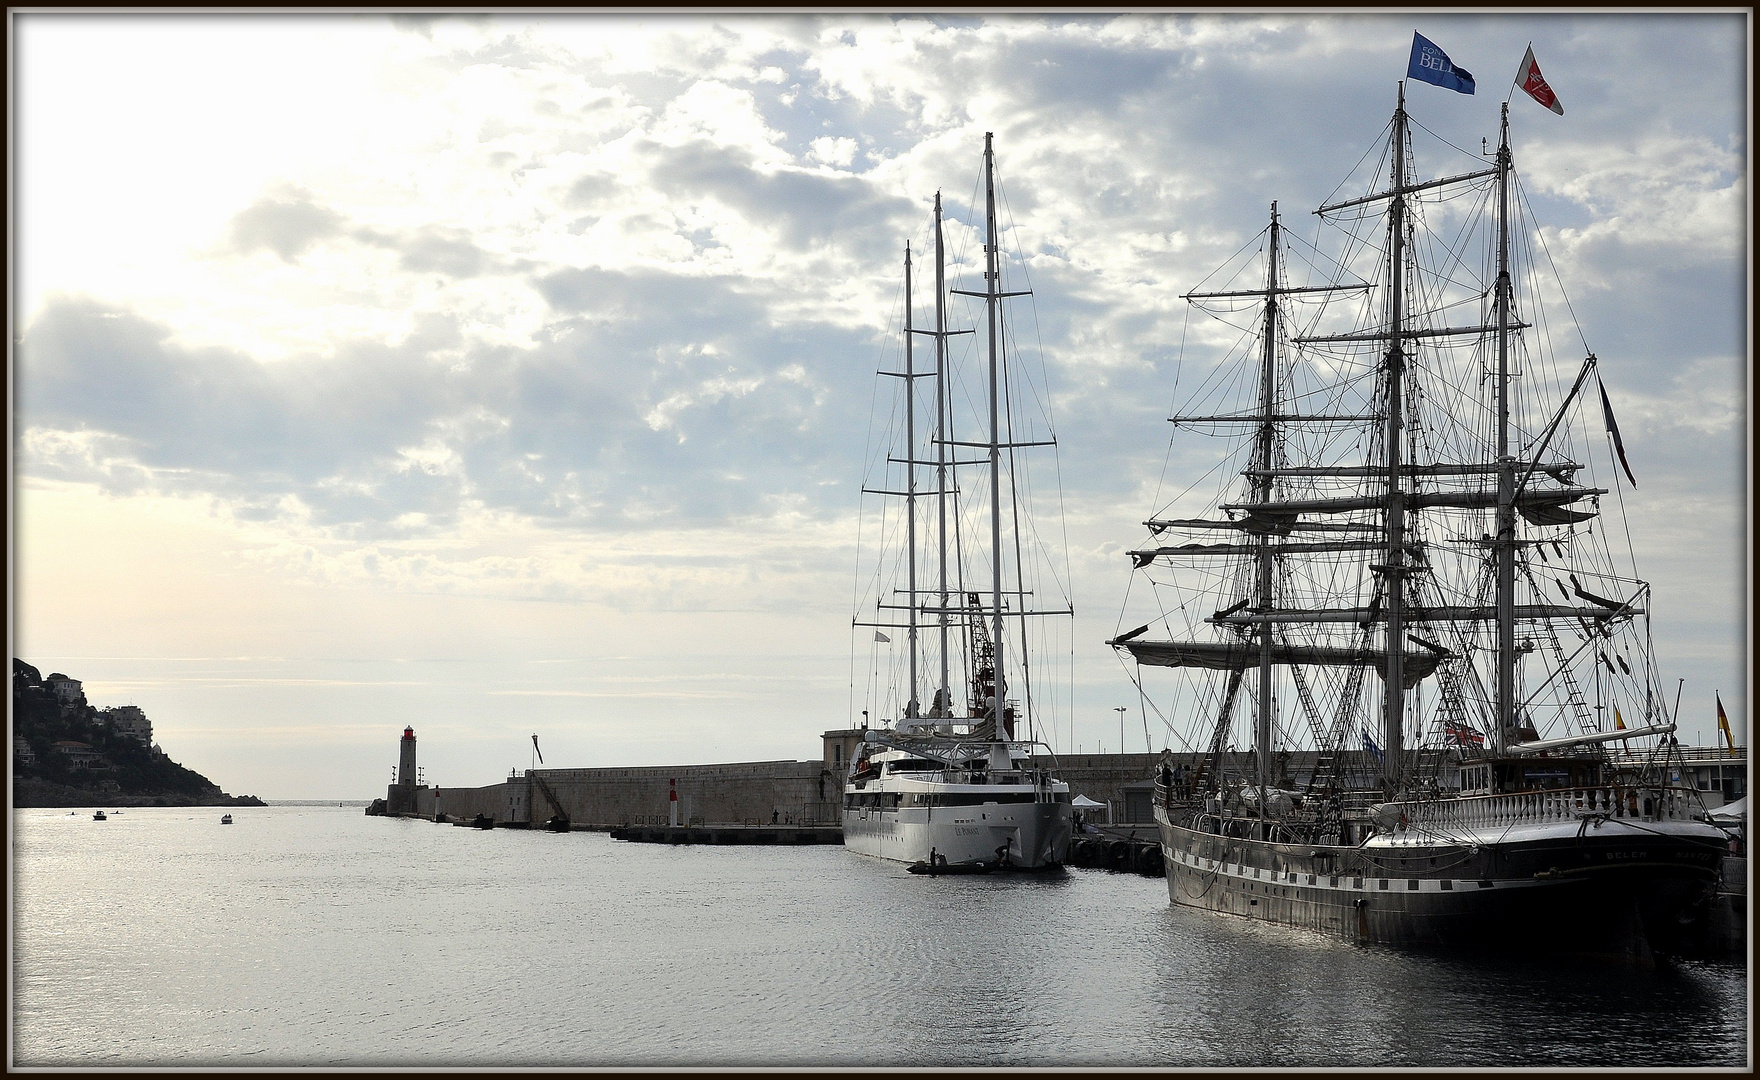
[807,135,857,166]
[355,225,497,279]
[18,251,873,536]
[638,139,915,259]
[226,189,346,262]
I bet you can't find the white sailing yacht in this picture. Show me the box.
[845,134,1074,871]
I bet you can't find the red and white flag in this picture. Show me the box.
[1516,45,1564,115]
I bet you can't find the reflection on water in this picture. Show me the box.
[11,806,1747,1067]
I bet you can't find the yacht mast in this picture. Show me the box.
[1493,101,1517,750]
[904,241,920,718]
[1254,204,1282,802]
[1380,83,1411,794]
[982,132,1008,738]
[933,194,952,720]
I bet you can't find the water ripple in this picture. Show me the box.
[11,807,1747,1067]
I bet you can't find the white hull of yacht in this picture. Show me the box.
[842,798,1072,869]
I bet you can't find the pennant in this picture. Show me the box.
[531,734,543,764]
[1717,693,1736,754]
[1408,32,1476,95]
[874,630,891,643]
[1599,380,1637,487]
[1516,45,1564,115]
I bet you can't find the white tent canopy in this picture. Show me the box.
[1710,795,1747,825]
[1071,795,1106,808]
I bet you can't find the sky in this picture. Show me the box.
[9,12,1748,800]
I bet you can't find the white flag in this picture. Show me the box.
[874,631,891,643]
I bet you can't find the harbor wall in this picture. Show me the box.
[418,781,505,822]
[411,759,838,828]
[403,751,1330,828]
[1031,753,1161,821]
[394,741,1746,832]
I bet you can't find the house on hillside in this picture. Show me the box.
[14,735,37,768]
[99,705,153,746]
[51,740,107,771]
[44,673,85,707]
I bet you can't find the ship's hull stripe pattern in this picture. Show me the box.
[1157,812,1723,953]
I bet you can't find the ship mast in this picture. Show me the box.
[1379,81,1411,794]
[1493,101,1517,750]
[1253,204,1282,803]
[1117,85,1637,808]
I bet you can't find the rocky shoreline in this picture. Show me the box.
[12,779,267,809]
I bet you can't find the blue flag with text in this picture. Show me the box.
[1408,32,1475,95]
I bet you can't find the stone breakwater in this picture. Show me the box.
[374,753,1183,831]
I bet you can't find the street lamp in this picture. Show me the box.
[1114,707,1127,758]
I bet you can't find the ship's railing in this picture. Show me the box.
[1398,785,1698,830]
[1606,745,1745,765]
[892,768,1054,788]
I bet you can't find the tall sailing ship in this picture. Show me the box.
[1112,86,1727,954]
[845,134,1074,871]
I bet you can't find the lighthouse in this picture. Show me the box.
[398,726,417,787]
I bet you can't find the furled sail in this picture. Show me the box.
[1111,637,1446,689]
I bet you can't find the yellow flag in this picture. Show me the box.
[1717,693,1735,755]
[1613,706,1625,731]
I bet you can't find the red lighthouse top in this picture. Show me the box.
[402,726,415,739]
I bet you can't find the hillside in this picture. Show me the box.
[12,659,264,807]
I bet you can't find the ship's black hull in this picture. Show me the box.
[1157,813,1724,959]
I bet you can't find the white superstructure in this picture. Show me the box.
[842,735,1071,868]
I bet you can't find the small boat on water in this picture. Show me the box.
[92,810,107,821]
[906,846,1007,875]
[471,813,495,830]
[220,814,233,825]
[908,860,994,876]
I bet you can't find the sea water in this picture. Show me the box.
[10,805,1750,1068]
